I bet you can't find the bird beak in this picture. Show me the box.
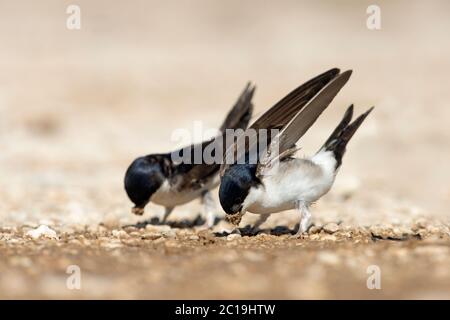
[131,206,145,216]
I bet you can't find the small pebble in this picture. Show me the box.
[163,230,177,238]
[227,234,241,241]
[145,225,171,233]
[25,225,58,240]
[369,225,388,238]
[112,230,129,238]
[323,223,339,234]
[308,226,322,234]
[141,233,162,240]
[321,234,337,241]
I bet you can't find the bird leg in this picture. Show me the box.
[253,213,270,233]
[295,200,311,237]
[160,206,174,224]
[200,190,217,228]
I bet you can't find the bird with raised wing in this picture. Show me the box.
[218,69,373,236]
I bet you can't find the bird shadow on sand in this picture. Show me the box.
[124,214,221,230]
[214,224,298,237]
[123,216,299,236]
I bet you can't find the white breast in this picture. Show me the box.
[150,180,195,207]
[244,151,337,215]
[151,175,219,207]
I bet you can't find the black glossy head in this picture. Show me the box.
[219,164,259,214]
[124,156,166,213]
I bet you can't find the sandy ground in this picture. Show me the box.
[0,0,449,299]
[1,221,450,299]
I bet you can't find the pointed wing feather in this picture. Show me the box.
[256,70,352,177]
[250,68,340,130]
[219,83,256,132]
[220,68,341,176]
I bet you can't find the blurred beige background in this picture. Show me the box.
[0,0,449,226]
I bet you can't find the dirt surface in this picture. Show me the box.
[1,0,450,299]
[1,221,450,299]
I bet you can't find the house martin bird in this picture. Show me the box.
[125,84,255,227]
[218,68,373,236]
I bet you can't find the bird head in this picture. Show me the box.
[219,164,259,222]
[124,156,165,215]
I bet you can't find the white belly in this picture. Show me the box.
[151,183,202,207]
[246,199,295,215]
[244,152,337,215]
[151,177,219,207]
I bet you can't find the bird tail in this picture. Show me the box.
[320,105,374,168]
[219,83,255,132]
